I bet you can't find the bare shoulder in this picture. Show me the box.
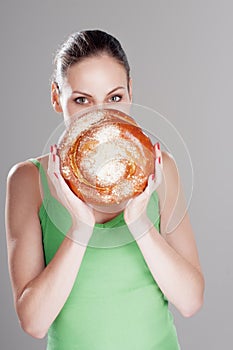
[156,150,178,201]
[6,154,49,211]
[7,154,49,183]
[156,149,187,236]
[7,160,39,200]
[9,153,48,173]
[161,150,177,173]
[7,160,37,184]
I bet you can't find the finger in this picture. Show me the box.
[48,145,60,175]
[155,157,163,187]
[48,146,63,186]
[47,146,65,194]
[158,154,163,170]
[47,146,88,216]
[146,159,163,195]
[51,168,84,208]
[147,174,155,194]
[47,145,55,174]
[137,186,149,202]
[154,142,164,170]
[51,145,61,175]
[154,142,162,159]
[48,146,93,212]
[146,173,159,196]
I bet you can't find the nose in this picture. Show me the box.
[94,101,105,109]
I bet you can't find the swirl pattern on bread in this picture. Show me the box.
[57,108,155,205]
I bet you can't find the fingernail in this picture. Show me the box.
[54,172,59,179]
[53,154,56,162]
[50,145,53,153]
[157,142,160,150]
[152,174,155,180]
[158,157,161,164]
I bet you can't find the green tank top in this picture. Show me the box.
[29,158,181,350]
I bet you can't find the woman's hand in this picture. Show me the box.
[124,142,163,239]
[47,145,95,245]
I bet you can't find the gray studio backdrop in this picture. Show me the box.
[1,1,232,349]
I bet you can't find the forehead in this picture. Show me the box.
[64,55,128,89]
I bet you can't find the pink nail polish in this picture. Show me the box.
[54,172,59,179]
[53,154,56,162]
[50,145,53,153]
[157,142,160,150]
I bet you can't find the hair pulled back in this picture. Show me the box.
[52,29,131,92]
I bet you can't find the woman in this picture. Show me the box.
[5,29,204,349]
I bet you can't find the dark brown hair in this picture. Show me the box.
[52,29,131,92]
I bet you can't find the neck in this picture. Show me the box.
[93,208,122,224]
[90,200,128,224]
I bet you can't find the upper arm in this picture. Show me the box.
[5,162,45,309]
[156,151,203,273]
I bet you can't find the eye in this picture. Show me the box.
[74,97,89,104]
[110,95,122,102]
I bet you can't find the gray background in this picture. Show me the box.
[1,0,232,349]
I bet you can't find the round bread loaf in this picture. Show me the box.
[57,108,155,206]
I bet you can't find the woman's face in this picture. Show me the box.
[52,54,132,121]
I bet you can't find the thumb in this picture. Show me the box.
[145,174,155,195]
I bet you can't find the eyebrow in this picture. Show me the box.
[72,86,126,97]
